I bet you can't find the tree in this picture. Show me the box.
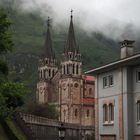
[0,8,26,119]
[0,8,12,54]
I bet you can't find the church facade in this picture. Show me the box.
[36,14,95,126]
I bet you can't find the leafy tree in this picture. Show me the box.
[0,8,26,119]
[0,8,12,54]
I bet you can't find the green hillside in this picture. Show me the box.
[1,1,121,100]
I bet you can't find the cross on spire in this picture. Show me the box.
[47,16,50,27]
[64,9,80,54]
[42,17,55,59]
[71,9,73,19]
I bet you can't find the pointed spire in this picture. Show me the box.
[43,17,55,59]
[64,10,78,53]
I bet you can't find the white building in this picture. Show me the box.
[86,40,140,140]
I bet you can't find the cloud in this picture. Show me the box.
[16,0,140,40]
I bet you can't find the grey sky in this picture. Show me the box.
[19,0,140,40]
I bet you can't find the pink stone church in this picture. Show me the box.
[36,13,95,126]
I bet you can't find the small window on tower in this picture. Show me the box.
[75,109,78,117]
[52,69,55,77]
[86,109,90,117]
[67,64,69,74]
[89,88,92,95]
[76,64,79,74]
[63,65,65,74]
[49,69,51,77]
[73,64,75,74]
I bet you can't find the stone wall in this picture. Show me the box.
[15,112,95,140]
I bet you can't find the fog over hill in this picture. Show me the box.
[17,0,140,41]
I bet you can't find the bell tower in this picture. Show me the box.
[36,17,58,103]
[59,11,83,124]
[61,10,81,77]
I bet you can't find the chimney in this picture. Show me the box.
[120,40,135,59]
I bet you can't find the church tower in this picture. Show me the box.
[59,11,83,124]
[36,17,58,103]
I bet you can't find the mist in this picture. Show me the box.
[4,0,140,40]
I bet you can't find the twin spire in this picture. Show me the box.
[44,17,55,59]
[64,10,79,54]
[43,10,79,60]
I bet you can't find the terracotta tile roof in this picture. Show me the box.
[85,75,95,81]
[81,98,95,104]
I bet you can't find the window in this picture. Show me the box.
[52,69,55,77]
[89,88,92,95]
[48,69,51,77]
[74,83,79,88]
[109,103,114,122]
[103,77,107,87]
[103,103,114,124]
[86,109,90,117]
[73,64,75,74]
[103,75,114,88]
[67,64,69,74]
[136,71,140,82]
[109,75,114,86]
[41,70,43,79]
[137,101,140,122]
[63,65,65,74]
[76,64,79,75]
[103,104,108,123]
[63,110,66,122]
[75,109,78,117]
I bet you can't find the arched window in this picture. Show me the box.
[52,69,55,77]
[44,70,46,79]
[63,109,66,122]
[75,109,78,117]
[39,70,41,79]
[67,64,69,74]
[76,64,79,75]
[43,69,46,78]
[89,88,92,95]
[73,64,75,74]
[48,69,51,77]
[103,104,108,123]
[40,70,42,79]
[109,103,114,122]
[87,109,90,117]
[137,101,140,122]
[63,65,65,74]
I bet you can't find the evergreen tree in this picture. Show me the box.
[0,8,26,119]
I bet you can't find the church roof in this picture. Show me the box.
[85,75,95,81]
[64,10,79,53]
[43,17,55,59]
[82,98,95,105]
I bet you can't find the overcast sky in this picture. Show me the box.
[19,0,140,40]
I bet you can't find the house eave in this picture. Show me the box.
[85,53,140,75]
